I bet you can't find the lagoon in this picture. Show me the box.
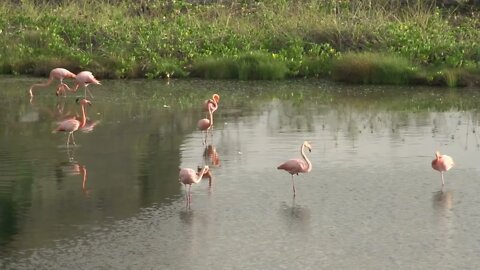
[0,77,479,269]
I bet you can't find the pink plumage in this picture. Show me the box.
[431,151,454,187]
[53,98,91,146]
[28,68,76,97]
[197,99,216,144]
[277,141,312,196]
[73,71,101,99]
[179,165,209,206]
[202,94,220,113]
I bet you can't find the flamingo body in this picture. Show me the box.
[197,119,212,130]
[29,68,76,97]
[277,141,312,196]
[277,158,311,175]
[73,71,101,98]
[431,151,454,187]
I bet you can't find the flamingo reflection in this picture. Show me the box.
[57,149,90,195]
[203,144,220,167]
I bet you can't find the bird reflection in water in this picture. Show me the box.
[203,144,220,167]
[279,198,311,232]
[432,190,453,213]
[55,148,90,195]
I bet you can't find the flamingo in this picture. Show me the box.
[28,68,76,98]
[202,94,220,114]
[72,71,101,99]
[179,165,209,206]
[277,141,312,196]
[197,99,214,144]
[431,151,455,187]
[53,98,91,146]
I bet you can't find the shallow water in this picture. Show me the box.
[0,77,480,269]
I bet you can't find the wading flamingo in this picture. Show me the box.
[179,165,209,206]
[72,71,101,99]
[53,98,91,146]
[277,141,312,196]
[28,68,76,98]
[202,94,220,114]
[431,151,454,188]
[197,99,215,144]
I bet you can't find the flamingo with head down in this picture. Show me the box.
[277,141,313,197]
[179,165,210,206]
[28,68,76,98]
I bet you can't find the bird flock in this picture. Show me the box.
[28,68,456,207]
[28,68,101,147]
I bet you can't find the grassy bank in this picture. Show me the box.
[0,0,479,87]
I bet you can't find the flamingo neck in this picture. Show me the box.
[195,167,209,184]
[79,104,87,128]
[208,103,213,128]
[301,144,312,172]
[29,77,54,94]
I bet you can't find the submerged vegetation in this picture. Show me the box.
[0,0,479,87]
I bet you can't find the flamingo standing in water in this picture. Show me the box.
[277,141,313,196]
[28,68,76,98]
[197,99,215,144]
[202,94,220,114]
[53,98,91,146]
[431,151,455,188]
[72,71,101,99]
[179,165,210,206]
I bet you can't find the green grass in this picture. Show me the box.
[0,0,478,86]
[332,52,416,85]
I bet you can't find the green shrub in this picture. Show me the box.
[332,52,416,85]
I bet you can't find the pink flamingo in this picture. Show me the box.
[431,151,455,187]
[197,99,215,144]
[179,165,210,206]
[53,98,91,146]
[277,141,312,196]
[72,71,101,99]
[28,68,76,98]
[202,94,220,113]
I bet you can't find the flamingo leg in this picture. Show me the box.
[441,172,445,186]
[184,184,190,207]
[66,133,71,145]
[291,174,296,197]
[71,132,76,145]
[85,87,94,99]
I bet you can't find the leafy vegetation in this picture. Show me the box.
[0,0,478,86]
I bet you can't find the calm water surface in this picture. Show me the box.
[0,77,480,269]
